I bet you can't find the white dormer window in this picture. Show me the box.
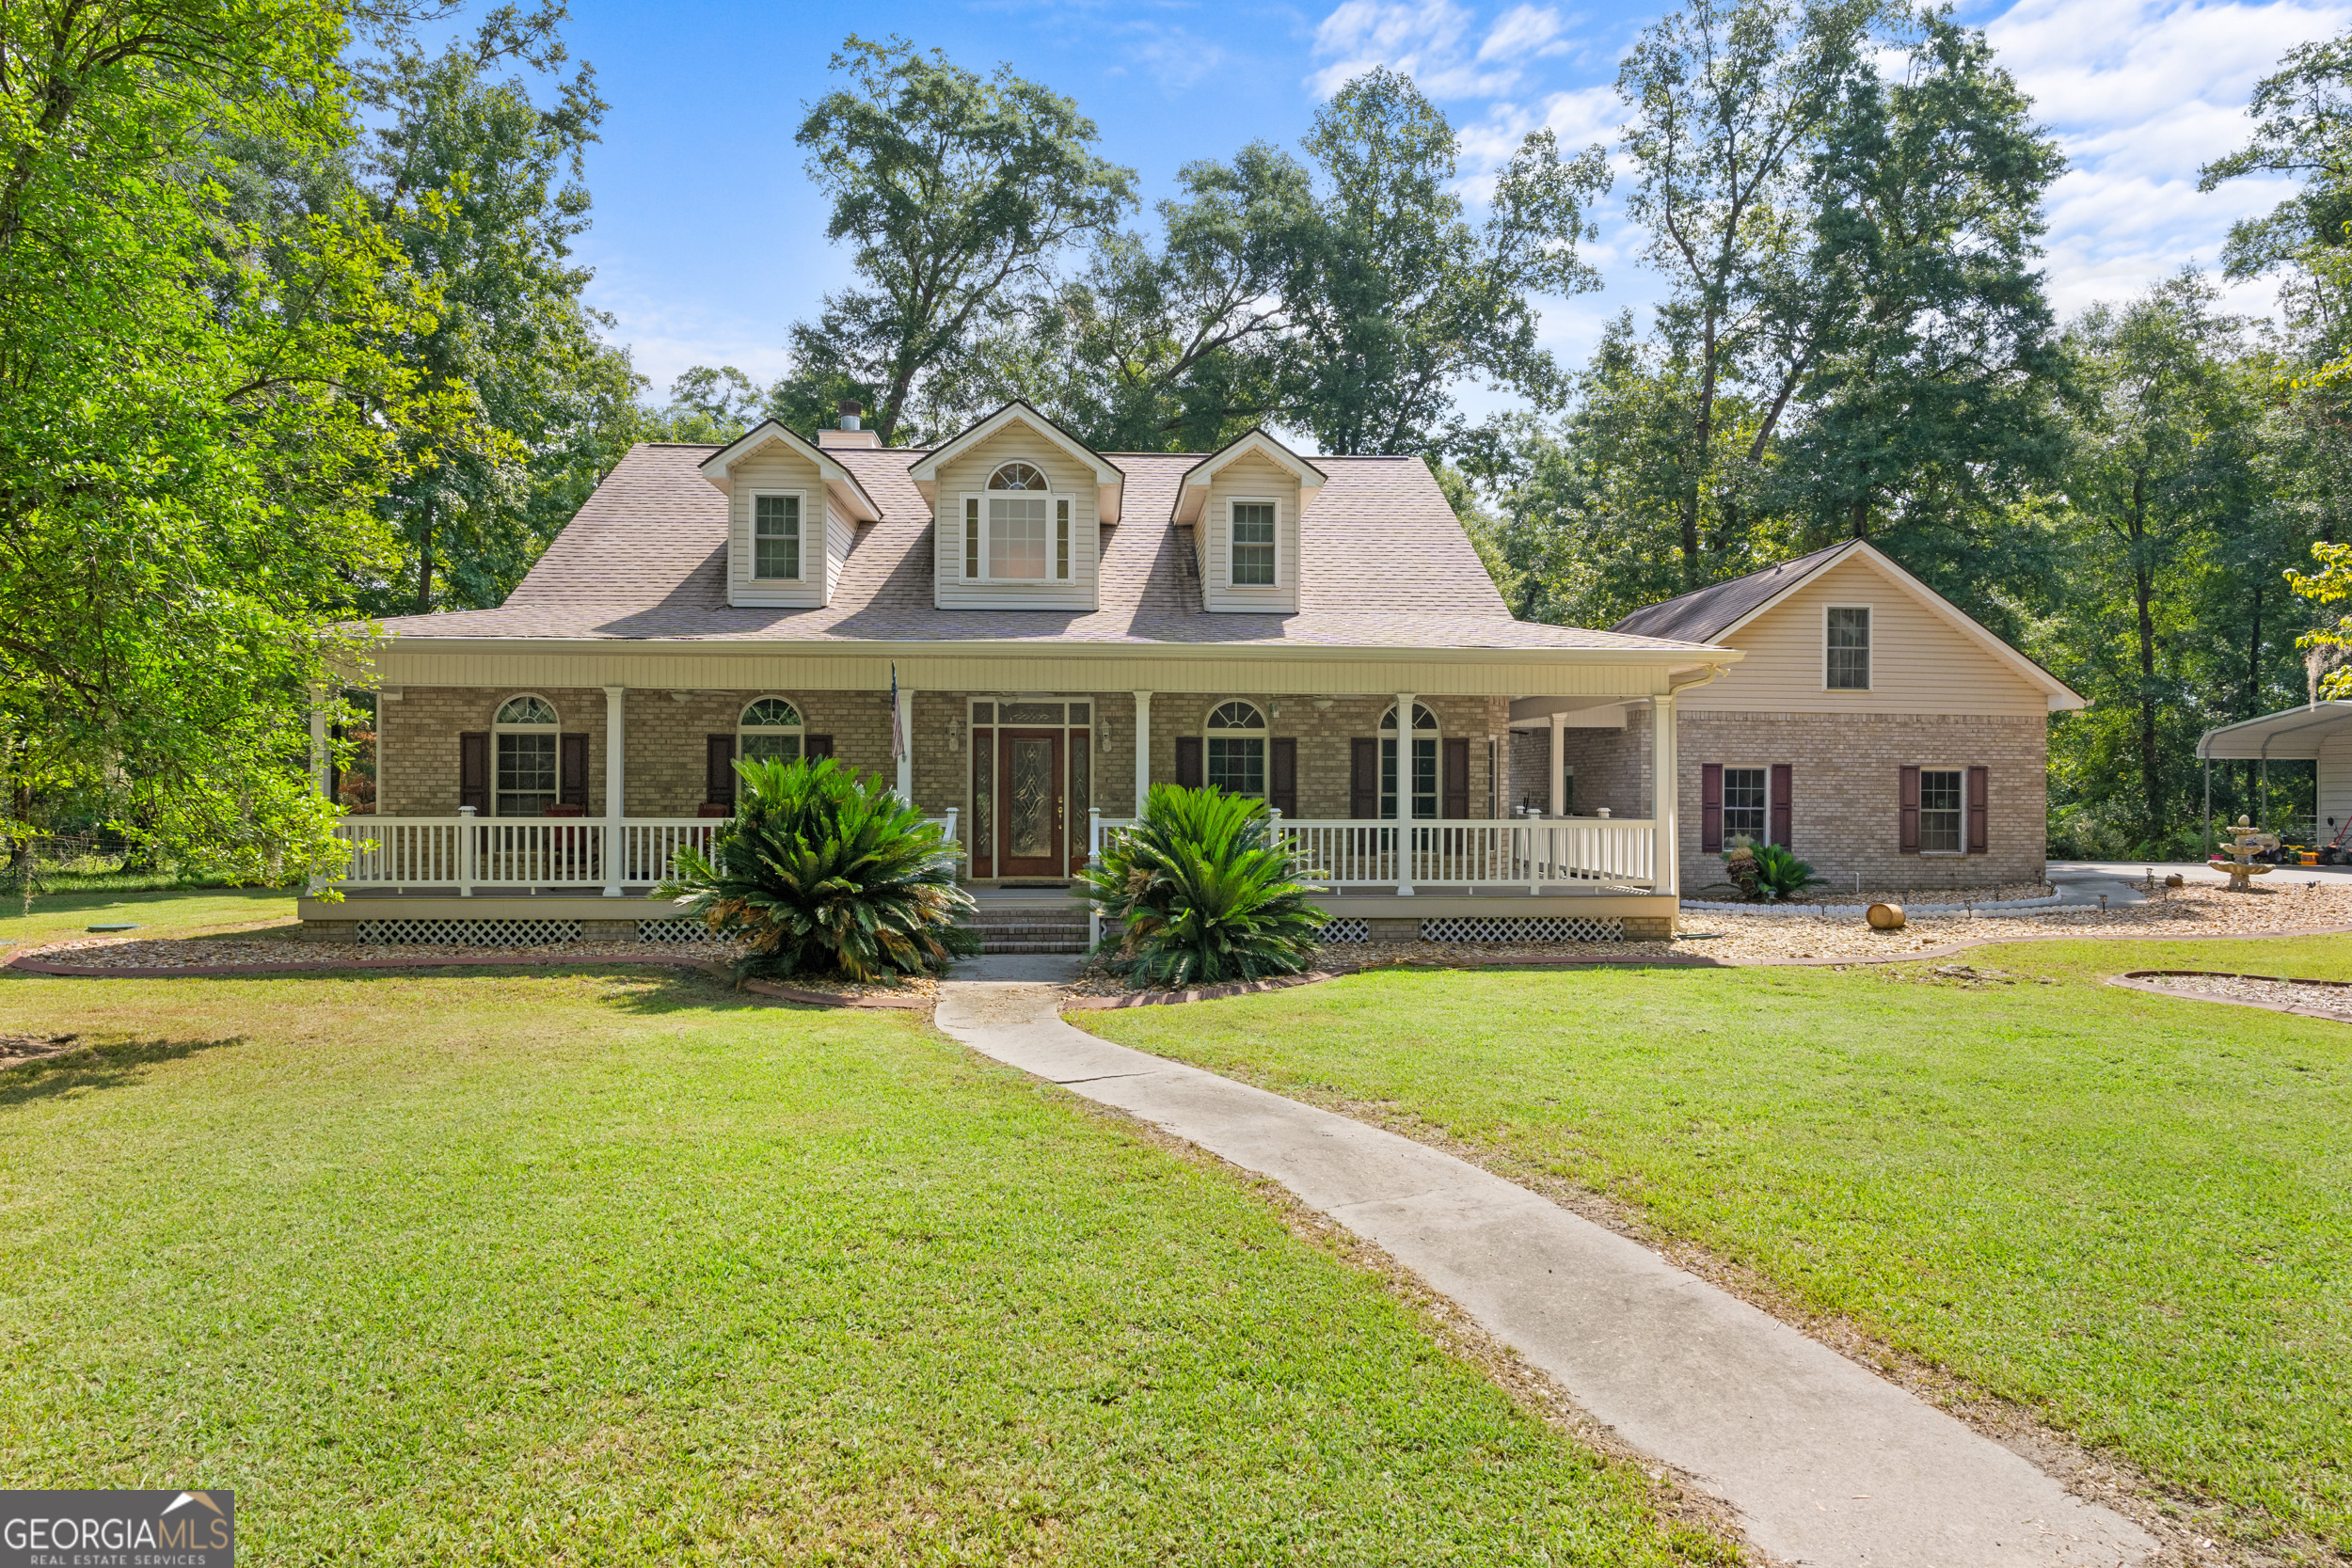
[1230,500,1277,586]
[970,463,1070,582]
[754,492,803,579]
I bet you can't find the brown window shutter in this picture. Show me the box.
[1269,737,1297,817]
[1442,737,1470,819]
[1174,736,1203,788]
[1770,764,1792,849]
[1350,738,1378,818]
[1967,765,1989,854]
[804,735,834,759]
[459,732,488,813]
[706,735,737,807]
[1899,765,1921,853]
[1700,763,1723,852]
[560,734,589,808]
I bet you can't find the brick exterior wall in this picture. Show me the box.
[378,686,614,816]
[1673,712,2047,895]
[1512,710,1656,818]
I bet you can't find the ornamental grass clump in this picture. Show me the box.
[1080,784,1324,988]
[656,756,978,983]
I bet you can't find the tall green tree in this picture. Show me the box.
[789,35,1139,446]
[1279,69,1609,455]
[1614,0,1876,585]
[0,0,436,876]
[357,12,641,614]
[2047,275,2262,845]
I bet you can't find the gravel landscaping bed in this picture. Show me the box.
[2123,971,2352,1020]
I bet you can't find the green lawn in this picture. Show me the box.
[0,960,1724,1565]
[1081,938,2352,1552]
[0,883,297,947]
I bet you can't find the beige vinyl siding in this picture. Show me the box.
[824,495,856,603]
[1682,555,2051,717]
[930,426,1100,611]
[727,443,826,609]
[1200,452,1300,613]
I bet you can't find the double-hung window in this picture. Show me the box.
[1826,606,1871,689]
[974,462,1069,581]
[1721,767,1768,845]
[1205,701,1267,797]
[1230,501,1277,586]
[493,694,559,816]
[1918,768,1963,853]
[754,493,801,580]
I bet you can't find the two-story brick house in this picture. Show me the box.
[306,401,1735,945]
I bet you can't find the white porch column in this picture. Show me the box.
[1650,692,1678,896]
[602,685,626,896]
[1548,710,1566,817]
[896,686,915,803]
[1394,691,1415,896]
[1132,690,1152,816]
[309,698,331,800]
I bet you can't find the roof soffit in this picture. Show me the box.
[1171,429,1327,524]
[905,400,1125,523]
[695,420,879,521]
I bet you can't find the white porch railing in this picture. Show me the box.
[1082,810,1656,944]
[327,809,959,895]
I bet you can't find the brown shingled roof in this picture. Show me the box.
[373,441,1709,654]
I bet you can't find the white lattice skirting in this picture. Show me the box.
[638,919,723,943]
[1419,916,1625,942]
[354,919,582,945]
[1314,918,1372,944]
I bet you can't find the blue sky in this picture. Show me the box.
[555,0,2350,405]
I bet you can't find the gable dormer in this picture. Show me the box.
[910,401,1123,611]
[698,420,880,609]
[1171,430,1325,613]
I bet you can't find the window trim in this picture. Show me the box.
[1824,602,1872,691]
[1720,762,1770,847]
[490,692,560,817]
[1226,496,1280,589]
[749,488,806,582]
[1916,763,1965,855]
[1202,698,1269,800]
[961,487,1069,584]
[738,695,806,768]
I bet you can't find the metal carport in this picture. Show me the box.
[2198,701,2352,857]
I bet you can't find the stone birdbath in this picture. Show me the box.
[2210,816,2280,892]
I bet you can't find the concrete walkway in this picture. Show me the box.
[934,977,2153,1568]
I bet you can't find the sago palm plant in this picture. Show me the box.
[656,756,977,983]
[1080,784,1324,988]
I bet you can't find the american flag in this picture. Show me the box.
[889,663,904,763]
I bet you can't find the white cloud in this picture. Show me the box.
[1310,0,1567,96]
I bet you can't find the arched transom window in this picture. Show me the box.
[1205,700,1266,798]
[494,695,559,816]
[964,463,1070,581]
[739,697,804,766]
[1377,703,1439,820]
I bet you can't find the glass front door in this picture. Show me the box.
[997,729,1065,879]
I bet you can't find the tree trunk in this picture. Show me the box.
[1851,493,1870,540]
[413,496,437,616]
[2243,578,2265,717]
[2131,474,2162,838]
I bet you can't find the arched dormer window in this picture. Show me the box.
[1205,700,1267,798]
[494,695,560,816]
[1377,703,1439,821]
[965,463,1069,580]
[739,697,804,767]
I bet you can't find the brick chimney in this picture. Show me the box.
[817,397,880,449]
